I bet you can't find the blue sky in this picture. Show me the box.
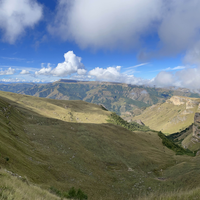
[0,0,200,89]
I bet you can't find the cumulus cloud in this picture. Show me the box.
[49,0,200,63]
[88,66,150,85]
[89,66,121,81]
[184,41,200,65]
[157,0,200,56]
[176,67,200,89]
[35,51,86,77]
[0,0,43,43]
[151,66,200,90]
[51,51,86,76]
[0,67,15,75]
[20,69,30,75]
[152,71,175,87]
[35,64,52,76]
[49,0,162,50]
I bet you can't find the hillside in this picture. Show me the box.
[0,81,200,119]
[132,96,200,134]
[2,91,200,199]
[0,168,60,200]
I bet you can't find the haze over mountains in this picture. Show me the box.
[0,80,200,121]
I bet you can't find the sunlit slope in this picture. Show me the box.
[0,90,111,124]
[133,96,200,134]
[1,92,200,199]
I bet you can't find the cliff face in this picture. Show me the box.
[193,113,200,139]
[169,96,200,108]
[169,96,186,105]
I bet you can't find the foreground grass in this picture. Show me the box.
[0,168,60,200]
[138,187,200,200]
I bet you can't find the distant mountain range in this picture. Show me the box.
[0,79,200,120]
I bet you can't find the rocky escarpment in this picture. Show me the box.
[193,113,200,140]
[169,96,200,108]
[168,96,200,115]
[133,119,145,126]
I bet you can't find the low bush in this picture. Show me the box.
[50,186,88,200]
[107,112,150,132]
[158,131,196,157]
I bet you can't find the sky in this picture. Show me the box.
[1,0,200,90]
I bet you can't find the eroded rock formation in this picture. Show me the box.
[193,113,200,139]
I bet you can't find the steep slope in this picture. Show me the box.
[1,91,200,199]
[167,113,200,152]
[133,96,200,134]
[0,168,59,200]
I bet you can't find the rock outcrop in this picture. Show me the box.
[134,119,145,126]
[169,96,186,105]
[193,113,200,139]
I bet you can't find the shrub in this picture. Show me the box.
[107,112,150,132]
[67,187,76,198]
[76,188,88,200]
[50,186,88,200]
[5,157,9,162]
[158,131,196,157]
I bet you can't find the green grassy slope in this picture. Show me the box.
[139,187,200,200]
[165,125,200,152]
[133,96,200,134]
[1,91,200,199]
[0,168,60,200]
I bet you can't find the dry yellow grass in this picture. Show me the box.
[0,168,60,200]
[0,90,111,124]
[137,187,200,200]
[133,96,200,134]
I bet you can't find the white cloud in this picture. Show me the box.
[49,0,200,63]
[158,0,200,56]
[151,66,200,90]
[35,64,52,76]
[151,66,186,72]
[176,67,200,89]
[88,66,150,85]
[49,0,162,50]
[0,67,15,75]
[184,41,200,65]
[152,71,175,87]
[20,69,30,75]
[77,69,87,75]
[172,66,185,70]
[89,66,121,81]
[0,78,22,82]
[35,51,86,77]
[0,0,43,44]
[51,51,86,76]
